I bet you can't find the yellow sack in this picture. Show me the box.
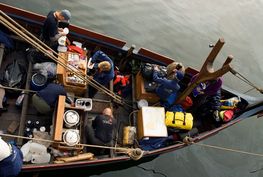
[165,112,193,130]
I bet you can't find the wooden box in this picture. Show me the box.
[137,107,168,140]
[53,95,85,150]
[135,72,159,103]
[56,52,88,96]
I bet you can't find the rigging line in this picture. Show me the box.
[230,68,263,93]
[0,132,141,153]
[0,13,133,108]
[233,74,256,88]
[0,13,124,103]
[0,19,128,108]
[0,85,36,93]
[243,87,255,94]
[136,165,168,177]
[0,9,95,84]
[192,142,263,158]
[0,85,113,104]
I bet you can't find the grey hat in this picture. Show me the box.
[61,9,71,21]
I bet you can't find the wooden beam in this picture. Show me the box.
[176,38,233,104]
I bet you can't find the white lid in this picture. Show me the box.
[63,27,69,35]
[58,36,67,46]
[64,110,79,127]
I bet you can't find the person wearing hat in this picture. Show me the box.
[190,74,223,124]
[153,62,185,110]
[41,9,71,48]
[87,50,115,97]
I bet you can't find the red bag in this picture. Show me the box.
[219,110,234,122]
[68,45,84,55]
[180,96,193,110]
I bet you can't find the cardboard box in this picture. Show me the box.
[137,107,168,140]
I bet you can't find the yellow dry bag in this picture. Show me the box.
[165,112,193,130]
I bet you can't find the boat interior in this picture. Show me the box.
[0,11,250,168]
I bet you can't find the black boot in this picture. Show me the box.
[0,107,8,113]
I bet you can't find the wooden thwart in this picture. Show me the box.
[176,38,233,104]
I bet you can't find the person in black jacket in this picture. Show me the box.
[86,108,116,147]
[41,9,71,48]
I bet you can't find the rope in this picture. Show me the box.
[181,137,263,158]
[128,110,139,125]
[0,10,132,107]
[0,132,145,160]
[192,142,263,157]
[0,10,105,92]
[230,68,263,94]
[0,85,36,93]
[0,85,114,104]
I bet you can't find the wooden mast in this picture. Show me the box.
[175,38,233,104]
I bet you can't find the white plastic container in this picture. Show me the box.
[31,153,51,164]
[75,98,92,111]
[29,142,47,155]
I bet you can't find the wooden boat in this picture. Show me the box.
[0,3,263,176]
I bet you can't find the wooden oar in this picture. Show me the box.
[175,38,233,104]
[0,11,124,104]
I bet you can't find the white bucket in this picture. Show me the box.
[63,110,80,128]
[63,129,80,146]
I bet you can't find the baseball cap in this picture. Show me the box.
[61,9,71,21]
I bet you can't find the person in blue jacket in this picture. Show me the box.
[88,50,115,97]
[32,82,73,114]
[0,137,23,177]
[153,62,185,111]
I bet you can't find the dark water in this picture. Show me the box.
[1,0,263,176]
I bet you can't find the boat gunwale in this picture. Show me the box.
[1,2,262,173]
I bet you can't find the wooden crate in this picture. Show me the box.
[53,95,85,150]
[135,71,159,103]
[57,52,88,96]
